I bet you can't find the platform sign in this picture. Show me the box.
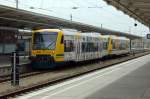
[147,34,150,39]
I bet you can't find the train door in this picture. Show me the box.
[82,35,86,61]
[108,37,113,54]
[99,37,103,58]
[101,37,108,57]
[75,37,79,61]
[75,33,82,61]
[77,40,81,61]
[96,37,101,59]
[64,35,76,61]
[55,32,64,62]
[88,36,93,60]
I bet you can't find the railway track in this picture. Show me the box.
[0,50,150,99]
[0,71,50,83]
[0,53,121,83]
[0,51,131,83]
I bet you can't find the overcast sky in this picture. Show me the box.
[0,0,149,36]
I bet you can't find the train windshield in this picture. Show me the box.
[33,32,58,50]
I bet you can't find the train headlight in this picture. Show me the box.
[52,51,55,54]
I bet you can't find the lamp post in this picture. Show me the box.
[70,14,73,21]
[70,7,79,21]
[15,0,18,9]
[70,6,102,21]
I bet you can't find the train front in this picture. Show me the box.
[30,29,64,69]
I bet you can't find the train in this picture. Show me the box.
[30,29,134,69]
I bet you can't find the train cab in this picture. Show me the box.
[31,29,64,68]
[109,35,130,55]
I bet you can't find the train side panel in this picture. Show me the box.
[54,31,64,62]
[74,33,102,62]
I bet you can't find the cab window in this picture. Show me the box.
[61,35,64,44]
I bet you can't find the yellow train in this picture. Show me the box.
[30,29,130,69]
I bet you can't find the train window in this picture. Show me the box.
[82,42,86,52]
[83,37,85,41]
[103,42,108,50]
[88,43,91,52]
[119,40,126,50]
[64,40,74,52]
[93,43,98,52]
[61,35,64,44]
[112,40,117,49]
[86,42,90,52]
[126,41,129,48]
[81,42,99,52]
[33,32,58,50]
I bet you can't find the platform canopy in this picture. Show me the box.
[104,0,150,27]
[0,4,141,39]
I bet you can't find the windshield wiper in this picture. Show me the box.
[46,41,55,49]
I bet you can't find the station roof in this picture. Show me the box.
[0,4,141,39]
[104,0,150,27]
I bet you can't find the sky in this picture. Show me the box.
[0,0,149,36]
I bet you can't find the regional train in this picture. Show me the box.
[30,29,131,69]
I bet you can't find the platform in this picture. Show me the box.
[15,54,150,99]
[0,55,30,67]
[0,55,30,76]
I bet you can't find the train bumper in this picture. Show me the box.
[30,55,56,69]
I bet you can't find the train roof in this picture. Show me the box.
[32,29,130,40]
[117,36,130,40]
[81,32,101,37]
[33,29,61,33]
[111,35,130,40]
[100,35,130,40]
[62,29,79,36]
